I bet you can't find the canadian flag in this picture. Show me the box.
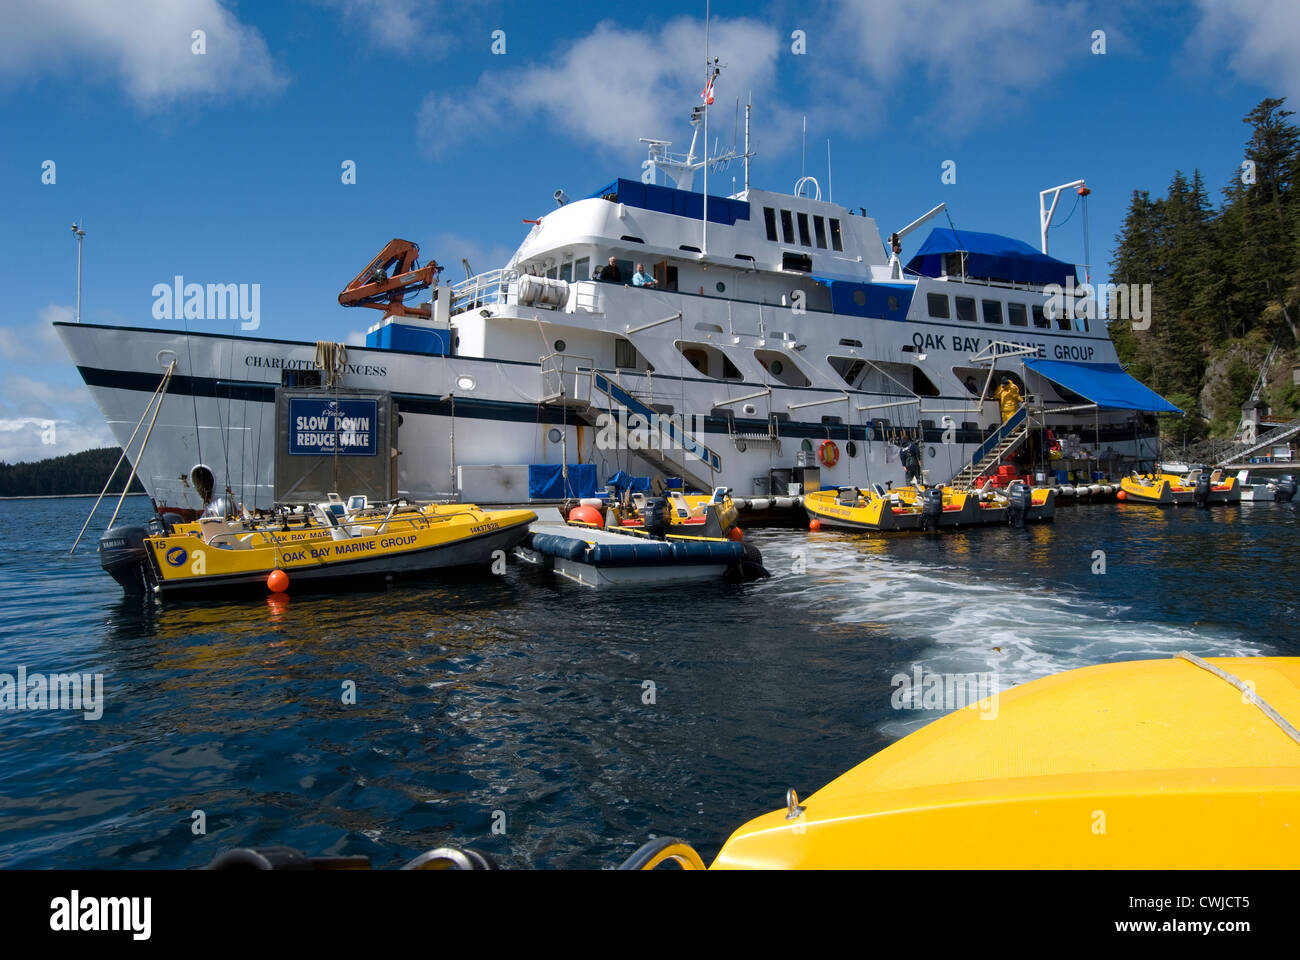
[701,75,715,105]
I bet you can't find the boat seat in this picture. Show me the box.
[313,503,354,541]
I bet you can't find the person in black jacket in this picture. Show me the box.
[900,436,922,484]
[598,256,622,283]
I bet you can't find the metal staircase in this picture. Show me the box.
[1217,416,1300,467]
[949,406,1030,490]
[537,354,722,492]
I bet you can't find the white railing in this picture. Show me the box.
[450,269,514,315]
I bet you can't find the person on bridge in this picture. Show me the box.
[994,377,1022,423]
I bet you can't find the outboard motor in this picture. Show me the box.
[643,497,669,540]
[1008,482,1032,527]
[725,542,772,584]
[1275,475,1296,503]
[148,512,186,536]
[98,526,151,593]
[1194,470,1211,508]
[920,486,944,532]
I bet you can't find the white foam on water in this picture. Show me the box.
[752,535,1267,737]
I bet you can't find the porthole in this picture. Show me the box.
[928,446,936,458]
[548,428,563,443]
[800,438,813,453]
[554,339,566,352]
[846,440,858,458]
[770,360,785,376]
[716,281,726,293]
[853,290,867,307]
[735,439,747,452]
[888,295,900,312]
[742,403,757,416]
[456,375,475,391]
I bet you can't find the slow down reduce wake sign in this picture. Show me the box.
[288,398,378,456]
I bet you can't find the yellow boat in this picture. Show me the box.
[806,482,1054,531]
[99,499,536,596]
[803,487,927,531]
[1120,467,1240,505]
[607,487,739,538]
[623,655,1300,869]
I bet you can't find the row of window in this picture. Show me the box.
[926,292,1089,332]
[762,207,844,252]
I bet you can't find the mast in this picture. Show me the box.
[744,100,750,192]
[702,0,710,256]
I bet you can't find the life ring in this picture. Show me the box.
[818,440,840,468]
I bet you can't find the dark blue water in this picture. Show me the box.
[0,496,1295,868]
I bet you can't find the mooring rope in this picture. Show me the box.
[1177,651,1300,747]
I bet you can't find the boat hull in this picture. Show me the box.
[711,656,1300,868]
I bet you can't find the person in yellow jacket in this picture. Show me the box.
[994,377,1022,423]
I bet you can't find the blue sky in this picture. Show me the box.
[3,0,1298,462]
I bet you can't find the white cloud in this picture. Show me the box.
[0,304,74,361]
[0,417,114,464]
[315,0,436,53]
[1187,0,1300,101]
[819,0,1088,132]
[0,0,285,110]
[419,16,787,159]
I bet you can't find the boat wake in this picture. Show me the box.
[749,533,1268,737]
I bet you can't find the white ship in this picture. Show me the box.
[56,98,1177,515]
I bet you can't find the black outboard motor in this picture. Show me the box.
[921,486,944,532]
[1194,469,1211,508]
[98,526,151,593]
[1008,482,1031,527]
[1275,475,1296,503]
[725,542,772,584]
[643,497,669,540]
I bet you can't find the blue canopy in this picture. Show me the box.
[907,229,1076,287]
[1025,359,1181,414]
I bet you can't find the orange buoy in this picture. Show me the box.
[568,505,605,528]
[728,526,744,541]
[267,568,289,593]
[1116,490,1126,501]
[809,518,821,531]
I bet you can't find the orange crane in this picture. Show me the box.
[338,239,441,319]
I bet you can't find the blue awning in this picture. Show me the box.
[1025,359,1181,414]
[907,228,1076,287]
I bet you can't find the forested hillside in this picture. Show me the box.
[1110,98,1299,441]
[0,448,145,497]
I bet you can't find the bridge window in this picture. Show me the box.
[813,216,828,248]
[676,341,742,380]
[780,210,795,244]
[829,355,867,387]
[782,251,813,272]
[927,293,950,319]
[912,366,940,397]
[829,218,843,251]
[614,338,640,369]
[1055,308,1071,331]
[756,348,809,387]
[1032,303,1049,328]
[1008,303,1028,326]
[955,296,976,322]
[797,212,812,246]
[575,257,589,280]
[982,300,1004,324]
[763,207,778,241]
